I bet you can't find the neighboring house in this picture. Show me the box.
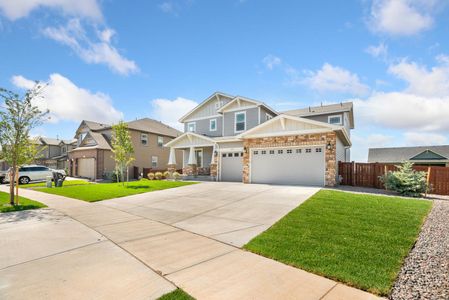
[368,146,449,167]
[68,118,181,180]
[165,92,353,186]
[34,137,77,170]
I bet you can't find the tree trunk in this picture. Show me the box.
[15,167,19,205]
[9,168,15,205]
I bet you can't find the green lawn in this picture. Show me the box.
[34,179,196,202]
[0,191,46,213]
[25,180,92,188]
[244,190,432,296]
[157,289,195,300]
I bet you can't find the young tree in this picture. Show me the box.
[0,84,48,205]
[111,121,134,185]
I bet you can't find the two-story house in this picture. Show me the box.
[68,118,181,180]
[34,137,77,170]
[165,92,353,186]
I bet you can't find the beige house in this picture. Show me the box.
[68,118,181,180]
[166,92,353,186]
[33,137,77,170]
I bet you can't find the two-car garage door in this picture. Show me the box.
[250,146,325,186]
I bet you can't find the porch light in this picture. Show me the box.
[326,142,333,151]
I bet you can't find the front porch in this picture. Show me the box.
[165,133,219,180]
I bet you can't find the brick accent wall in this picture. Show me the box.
[167,164,177,173]
[183,164,198,176]
[242,132,337,186]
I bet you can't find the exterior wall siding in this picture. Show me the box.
[184,116,223,137]
[302,112,344,126]
[223,107,260,136]
[259,106,275,124]
[242,132,337,186]
[183,94,232,121]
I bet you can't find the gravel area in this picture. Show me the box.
[390,200,449,300]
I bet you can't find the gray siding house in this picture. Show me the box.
[368,146,449,167]
[166,92,353,186]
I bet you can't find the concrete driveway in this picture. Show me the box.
[98,182,320,247]
[0,182,382,300]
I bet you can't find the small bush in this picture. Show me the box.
[163,171,171,179]
[155,172,163,180]
[147,172,155,180]
[172,171,181,180]
[380,161,428,197]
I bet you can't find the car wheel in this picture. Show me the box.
[19,176,30,184]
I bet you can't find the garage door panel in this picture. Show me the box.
[78,158,95,179]
[251,147,325,186]
[221,152,243,182]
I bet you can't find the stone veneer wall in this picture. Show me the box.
[242,132,337,186]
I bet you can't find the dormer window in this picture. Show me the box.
[235,112,246,133]
[187,122,196,132]
[328,115,342,125]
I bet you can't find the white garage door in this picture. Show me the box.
[78,158,95,179]
[250,146,325,186]
[220,151,243,182]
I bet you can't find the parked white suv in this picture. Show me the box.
[0,165,66,184]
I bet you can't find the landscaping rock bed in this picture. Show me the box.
[390,200,449,300]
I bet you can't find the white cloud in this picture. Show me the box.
[42,19,138,75]
[0,0,102,21]
[365,42,388,58]
[12,73,123,124]
[262,55,282,70]
[355,92,449,132]
[368,0,436,36]
[151,97,198,131]
[388,57,449,97]
[351,133,395,161]
[404,132,448,146]
[159,2,176,14]
[303,63,370,96]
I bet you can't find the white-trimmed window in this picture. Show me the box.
[265,114,273,121]
[187,122,196,132]
[157,136,164,147]
[151,156,158,168]
[141,133,148,145]
[209,119,217,131]
[328,115,342,125]
[235,111,246,133]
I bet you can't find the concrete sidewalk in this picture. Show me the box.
[0,184,383,300]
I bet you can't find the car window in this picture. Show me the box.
[19,167,28,172]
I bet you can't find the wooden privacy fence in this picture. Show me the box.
[338,162,449,196]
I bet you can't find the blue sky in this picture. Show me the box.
[1,0,449,161]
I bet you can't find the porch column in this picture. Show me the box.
[210,144,218,180]
[186,146,198,176]
[167,147,177,173]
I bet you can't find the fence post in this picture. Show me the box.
[384,165,388,191]
[426,166,431,197]
[351,161,356,186]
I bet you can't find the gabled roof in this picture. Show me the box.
[216,96,278,115]
[283,102,354,129]
[368,145,449,163]
[179,91,234,122]
[238,114,351,146]
[83,120,110,131]
[125,118,181,138]
[39,137,62,146]
[77,131,112,150]
[164,132,216,148]
[410,150,447,161]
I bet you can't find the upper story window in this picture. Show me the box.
[157,136,164,147]
[235,112,246,133]
[209,119,217,131]
[141,133,148,145]
[265,114,273,121]
[62,146,67,153]
[187,122,196,132]
[328,115,342,125]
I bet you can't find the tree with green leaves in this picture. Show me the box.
[381,161,428,197]
[0,84,49,205]
[111,121,135,185]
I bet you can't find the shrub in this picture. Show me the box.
[380,161,428,197]
[155,172,163,180]
[163,171,171,179]
[147,172,155,180]
[172,171,181,180]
